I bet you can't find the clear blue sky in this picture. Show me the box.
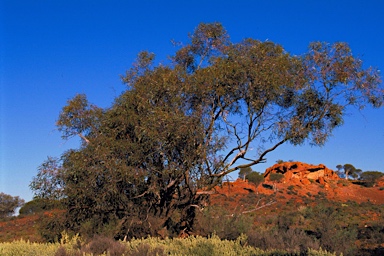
[1,1,383,202]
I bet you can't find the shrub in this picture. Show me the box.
[269,173,284,182]
[82,235,127,256]
[0,235,342,255]
[193,205,253,240]
[38,210,66,242]
[300,203,359,255]
[239,167,253,180]
[247,227,320,254]
[127,243,165,256]
[246,172,264,185]
[359,171,384,187]
[19,198,63,215]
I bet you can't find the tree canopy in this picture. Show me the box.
[0,193,25,218]
[30,157,65,200]
[31,22,383,238]
[239,167,253,180]
[245,171,265,186]
[336,164,363,180]
[359,171,384,187]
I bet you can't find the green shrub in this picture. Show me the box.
[127,243,165,256]
[247,227,320,254]
[359,171,384,187]
[269,173,284,182]
[83,235,127,256]
[0,235,343,256]
[38,211,66,242]
[194,205,253,240]
[19,198,63,215]
[246,172,264,185]
[287,185,295,191]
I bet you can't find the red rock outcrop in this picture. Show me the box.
[264,161,340,186]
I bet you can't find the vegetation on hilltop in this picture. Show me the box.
[0,193,24,219]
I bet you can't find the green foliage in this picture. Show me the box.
[30,157,65,200]
[56,94,103,144]
[359,171,384,187]
[4,198,384,255]
[246,200,384,256]
[239,167,253,180]
[245,171,264,185]
[0,193,24,219]
[0,235,341,256]
[301,203,358,255]
[0,241,61,256]
[336,163,362,180]
[269,173,284,182]
[247,227,321,254]
[38,210,66,243]
[32,22,383,239]
[19,198,63,215]
[194,205,253,240]
[81,235,127,256]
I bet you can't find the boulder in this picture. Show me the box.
[264,161,340,186]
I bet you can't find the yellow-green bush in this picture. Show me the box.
[0,240,71,256]
[0,234,340,256]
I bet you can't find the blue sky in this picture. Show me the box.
[1,1,383,202]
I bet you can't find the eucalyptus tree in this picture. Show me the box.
[33,22,383,238]
[336,164,362,180]
[0,193,24,218]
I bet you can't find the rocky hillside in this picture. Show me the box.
[264,161,340,184]
[210,162,384,208]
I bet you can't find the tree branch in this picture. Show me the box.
[242,200,276,214]
[78,133,90,144]
[211,138,288,178]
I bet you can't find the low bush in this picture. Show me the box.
[0,235,342,255]
[19,198,63,215]
[247,227,320,254]
[246,172,264,186]
[193,205,253,240]
[38,210,66,243]
[269,173,284,182]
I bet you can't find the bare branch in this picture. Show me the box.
[242,200,276,214]
[212,138,288,178]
